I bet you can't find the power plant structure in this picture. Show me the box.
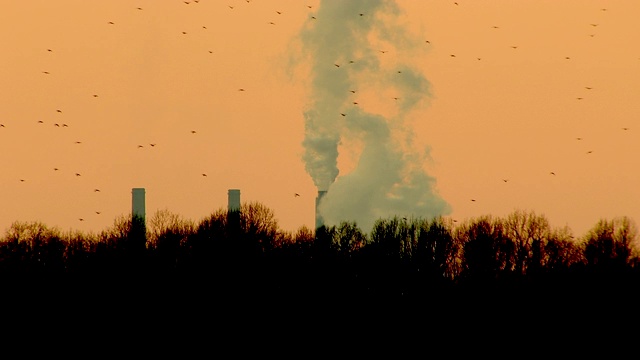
[129,187,324,234]
[131,188,146,221]
[315,190,327,230]
[228,189,241,212]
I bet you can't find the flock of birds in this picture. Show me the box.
[1,1,636,230]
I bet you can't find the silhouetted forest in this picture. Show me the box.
[2,203,638,308]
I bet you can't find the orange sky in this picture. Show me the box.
[1,0,639,238]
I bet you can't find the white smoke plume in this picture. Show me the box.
[296,0,451,232]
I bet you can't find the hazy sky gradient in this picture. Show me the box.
[1,0,639,238]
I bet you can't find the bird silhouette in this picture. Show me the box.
[586,150,593,154]
[54,123,60,127]
[191,130,197,134]
[576,137,583,140]
[502,179,509,182]
[622,127,630,131]
[138,145,144,148]
[238,88,245,91]
[42,71,50,74]
[108,21,115,25]
[294,193,300,197]
[62,124,68,127]
[56,109,62,113]
[20,179,25,182]
[94,189,100,192]
[75,141,82,144]
[79,218,84,221]
[450,54,456,57]
[550,172,556,175]
[75,173,81,176]
[202,173,207,177]
[349,90,356,93]
[93,94,98,97]
[150,143,156,147]
[471,199,476,202]
[0,124,4,127]
[38,120,43,124]
[53,168,59,171]
[96,211,101,215]
[334,64,340,67]
[340,113,346,116]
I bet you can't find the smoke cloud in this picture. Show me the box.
[296,0,451,232]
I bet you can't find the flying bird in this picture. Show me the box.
[0,124,4,127]
[75,141,82,144]
[94,189,100,192]
[502,179,509,183]
[56,109,62,113]
[294,193,300,197]
[20,179,25,182]
[138,145,144,148]
[202,173,207,177]
[54,123,60,127]
[191,130,197,134]
[96,211,101,215]
[75,173,81,177]
[42,71,50,74]
[349,90,356,93]
[450,54,456,57]
[586,150,593,154]
[276,11,281,14]
[108,21,115,25]
[79,218,84,221]
[38,120,44,124]
[471,199,476,202]
[334,63,340,67]
[150,143,156,147]
[340,113,346,116]
[47,49,53,52]
[550,172,556,175]
[53,168,59,171]
[238,88,245,91]
[93,94,98,97]
[182,31,187,34]
[62,124,68,127]
[576,137,583,140]
[622,127,630,131]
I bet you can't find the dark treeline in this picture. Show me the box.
[1,202,638,307]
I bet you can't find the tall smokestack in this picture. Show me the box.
[228,189,241,212]
[315,190,327,230]
[131,188,146,221]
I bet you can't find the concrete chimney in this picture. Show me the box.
[228,189,241,212]
[315,190,327,230]
[131,188,146,220]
